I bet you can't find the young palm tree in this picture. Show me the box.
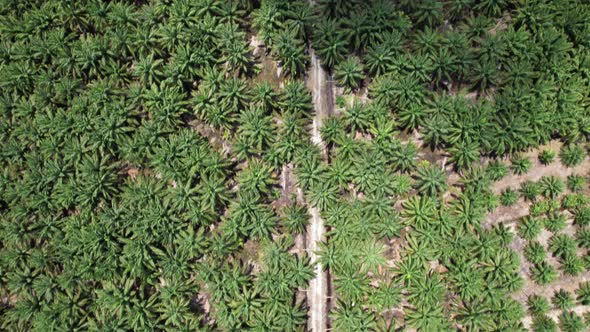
[510,155,532,175]
[237,107,275,153]
[470,60,499,92]
[539,149,556,165]
[532,315,557,332]
[559,311,585,332]
[538,176,565,199]
[530,261,557,285]
[500,187,518,206]
[560,144,586,167]
[308,181,339,210]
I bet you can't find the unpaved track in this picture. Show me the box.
[306,48,330,331]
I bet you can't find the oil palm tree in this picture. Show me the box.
[330,299,377,332]
[273,29,308,77]
[334,57,365,91]
[414,165,448,197]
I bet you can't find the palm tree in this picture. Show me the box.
[520,180,541,202]
[272,29,308,77]
[548,234,577,259]
[567,174,585,192]
[530,261,557,285]
[330,300,377,332]
[313,18,348,68]
[412,0,444,27]
[524,241,546,264]
[237,160,276,199]
[222,40,253,76]
[133,53,163,86]
[538,176,565,199]
[281,202,309,234]
[392,142,418,173]
[334,57,365,91]
[308,181,339,210]
[559,311,585,332]
[517,216,542,241]
[197,174,231,212]
[407,273,445,307]
[237,107,275,153]
[343,100,371,133]
[532,315,557,332]
[475,0,508,17]
[470,60,499,92]
[279,81,313,118]
[414,165,448,197]
[402,196,437,227]
[431,47,458,85]
[334,267,371,303]
[359,241,387,274]
[539,149,556,165]
[76,154,119,207]
[398,103,427,131]
[364,43,396,77]
[251,81,279,112]
[560,144,586,167]
[454,300,495,332]
[405,304,448,331]
[449,139,480,171]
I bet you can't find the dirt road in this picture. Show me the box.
[306,48,331,331]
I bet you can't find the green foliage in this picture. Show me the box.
[559,311,586,332]
[539,149,556,165]
[576,281,590,305]
[486,160,508,181]
[334,57,365,91]
[576,228,590,249]
[545,213,567,233]
[517,216,543,241]
[548,234,577,259]
[5,0,590,329]
[511,155,532,175]
[524,241,546,265]
[520,180,541,202]
[560,144,586,168]
[532,315,557,332]
[567,174,586,192]
[330,300,377,332]
[413,165,448,196]
[527,294,550,316]
[282,202,309,234]
[574,207,590,227]
[500,187,518,206]
[552,289,575,310]
[539,176,565,199]
[531,261,557,285]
